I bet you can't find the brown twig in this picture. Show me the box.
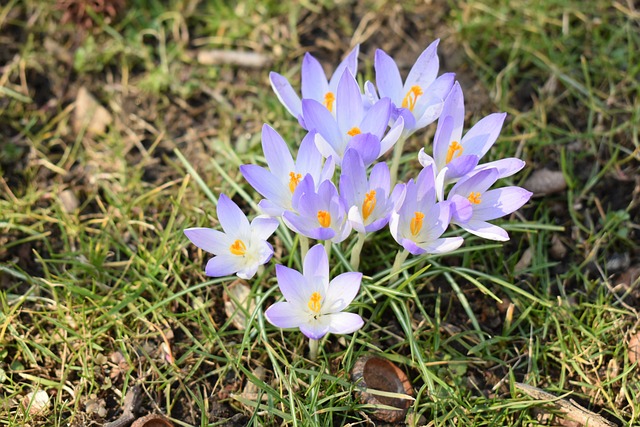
[104,385,142,427]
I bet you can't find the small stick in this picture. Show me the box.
[105,385,142,427]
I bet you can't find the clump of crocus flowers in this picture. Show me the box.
[184,39,532,358]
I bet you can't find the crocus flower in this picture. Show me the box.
[269,45,359,127]
[367,39,455,138]
[302,69,404,165]
[447,168,532,241]
[283,175,351,243]
[389,165,463,255]
[184,194,279,279]
[418,82,507,200]
[264,244,364,340]
[339,149,404,234]
[240,124,335,217]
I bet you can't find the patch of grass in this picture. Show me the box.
[1,0,638,426]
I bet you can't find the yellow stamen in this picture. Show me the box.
[410,212,425,236]
[308,292,322,314]
[229,239,247,256]
[317,210,331,228]
[468,192,482,205]
[324,92,335,112]
[401,85,424,112]
[445,141,463,164]
[347,127,361,137]
[362,190,377,221]
[288,171,302,193]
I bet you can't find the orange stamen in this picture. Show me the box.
[468,192,482,205]
[308,292,322,313]
[410,212,425,236]
[362,190,377,221]
[445,141,463,164]
[288,171,302,193]
[324,92,335,112]
[347,127,361,137]
[401,85,424,111]
[317,210,331,228]
[229,239,247,256]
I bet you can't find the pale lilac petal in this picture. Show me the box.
[301,53,329,101]
[300,321,331,340]
[256,240,274,264]
[347,133,380,166]
[319,155,336,183]
[240,164,290,209]
[449,168,499,200]
[474,158,525,178]
[269,72,302,118]
[262,124,294,182]
[461,112,507,158]
[302,99,342,151]
[375,49,403,104]
[339,149,366,205]
[296,131,322,179]
[417,236,464,254]
[324,272,362,312]
[473,187,532,221]
[462,220,509,241]
[364,80,379,107]
[419,201,451,240]
[418,148,435,168]
[314,133,340,161]
[436,82,465,158]
[390,183,406,210]
[365,214,391,233]
[445,155,479,181]
[275,264,308,305]
[405,39,439,89]
[379,115,404,156]
[237,263,259,280]
[327,312,364,335]
[258,199,285,217]
[433,114,455,170]
[265,302,307,329]
[329,45,360,90]
[449,194,473,224]
[205,255,246,277]
[359,97,391,138]
[250,216,279,240]
[304,244,329,285]
[400,238,427,255]
[217,194,250,236]
[369,161,390,195]
[184,228,233,255]
[347,206,366,234]
[336,70,364,135]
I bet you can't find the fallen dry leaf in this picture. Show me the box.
[514,382,616,427]
[223,279,255,331]
[21,389,50,416]
[524,169,567,197]
[514,247,533,274]
[73,86,113,135]
[628,331,640,365]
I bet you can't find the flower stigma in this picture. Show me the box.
[468,192,482,205]
[317,210,331,228]
[445,141,463,164]
[229,239,247,256]
[347,127,362,137]
[362,190,377,221]
[308,292,322,315]
[324,92,335,112]
[288,171,302,193]
[410,212,425,236]
[401,85,423,112]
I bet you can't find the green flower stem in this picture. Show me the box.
[324,240,332,257]
[350,232,367,271]
[299,235,309,261]
[389,134,408,186]
[308,338,319,361]
[390,248,409,282]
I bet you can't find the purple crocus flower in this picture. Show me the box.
[269,45,359,128]
[367,39,455,138]
[282,175,351,243]
[264,244,364,340]
[240,124,335,217]
[389,165,463,255]
[184,194,279,280]
[418,82,507,199]
[447,168,533,241]
[302,69,404,166]
[339,149,404,234]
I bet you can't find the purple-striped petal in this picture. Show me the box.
[302,99,342,150]
[405,39,439,89]
[375,49,403,104]
[347,133,380,166]
[336,70,364,135]
[359,97,391,138]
